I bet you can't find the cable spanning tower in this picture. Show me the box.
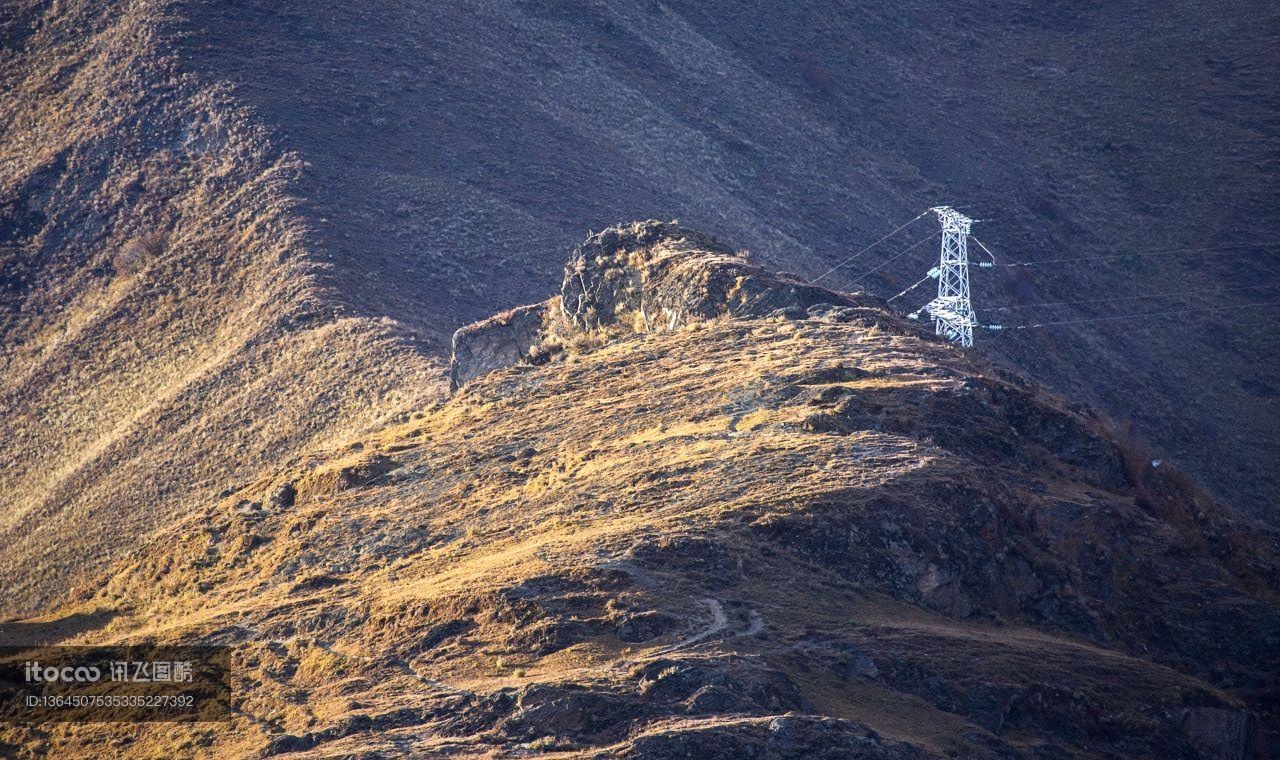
[922,206,976,347]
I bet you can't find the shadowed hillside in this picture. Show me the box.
[168,0,1280,521]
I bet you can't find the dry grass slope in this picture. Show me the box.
[1,304,1275,757]
[0,0,442,614]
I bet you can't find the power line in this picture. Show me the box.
[1003,241,1280,267]
[841,229,942,290]
[987,298,1280,331]
[807,209,929,285]
[971,236,998,263]
[861,205,1279,346]
[887,273,933,303]
[982,282,1280,312]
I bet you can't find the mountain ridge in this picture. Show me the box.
[4,1,1276,575]
[2,223,1275,757]
[163,0,1280,523]
[0,0,443,615]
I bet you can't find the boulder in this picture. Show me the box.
[560,220,855,332]
[268,482,296,509]
[448,299,552,390]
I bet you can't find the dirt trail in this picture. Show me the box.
[654,598,728,654]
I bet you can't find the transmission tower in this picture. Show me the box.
[921,206,976,347]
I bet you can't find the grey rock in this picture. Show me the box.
[561,220,859,332]
[447,222,867,391]
[448,299,552,389]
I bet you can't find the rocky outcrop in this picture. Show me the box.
[560,220,857,331]
[449,299,553,389]
[449,221,864,388]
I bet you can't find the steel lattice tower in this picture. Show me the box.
[923,206,976,347]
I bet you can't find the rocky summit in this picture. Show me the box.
[450,221,864,388]
[3,224,1276,758]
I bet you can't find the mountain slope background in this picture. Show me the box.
[167,0,1280,517]
[2,0,1277,625]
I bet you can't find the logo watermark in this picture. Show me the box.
[0,646,232,723]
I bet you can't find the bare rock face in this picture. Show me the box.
[449,299,553,389]
[561,220,857,332]
[449,221,865,388]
